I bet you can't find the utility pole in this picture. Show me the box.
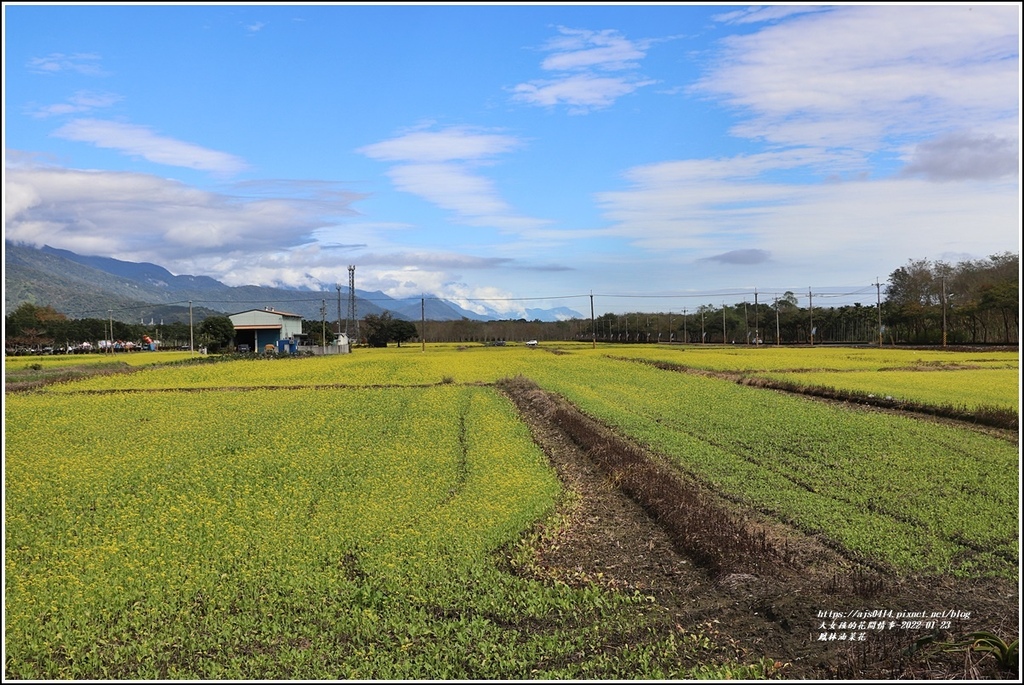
[189,301,194,357]
[754,288,759,346]
[775,297,780,346]
[941,276,947,348]
[108,309,113,354]
[744,302,749,344]
[590,292,596,349]
[336,283,342,342]
[722,303,727,344]
[700,308,705,344]
[321,299,327,354]
[347,265,359,345]
[421,296,426,352]
[808,289,814,346]
[682,308,686,343]
[875,279,883,347]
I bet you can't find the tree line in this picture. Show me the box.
[415,253,1018,346]
[5,252,1018,353]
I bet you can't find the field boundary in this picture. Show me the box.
[609,355,1019,433]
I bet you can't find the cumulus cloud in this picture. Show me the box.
[4,161,363,281]
[51,119,249,175]
[900,131,1019,181]
[4,157,556,304]
[511,26,657,113]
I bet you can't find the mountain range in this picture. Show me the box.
[3,242,582,324]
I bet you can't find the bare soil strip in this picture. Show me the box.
[496,376,1019,680]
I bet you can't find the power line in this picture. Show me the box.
[50,284,890,319]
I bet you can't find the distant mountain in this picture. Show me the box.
[3,242,583,323]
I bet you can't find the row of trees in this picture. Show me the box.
[299,312,419,348]
[421,253,1018,346]
[6,253,1018,353]
[883,252,1018,345]
[4,306,237,354]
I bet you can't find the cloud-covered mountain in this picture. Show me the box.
[4,242,582,323]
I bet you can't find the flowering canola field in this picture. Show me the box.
[5,342,1018,678]
[8,378,772,679]
[602,344,1019,412]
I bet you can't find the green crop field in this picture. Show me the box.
[602,344,1019,413]
[4,343,1019,679]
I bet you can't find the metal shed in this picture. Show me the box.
[229,308,305,352]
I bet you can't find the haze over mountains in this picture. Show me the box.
[4,242,582,324]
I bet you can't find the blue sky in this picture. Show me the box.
[4,3,1020,317]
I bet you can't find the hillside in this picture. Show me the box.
[4,242,583,323]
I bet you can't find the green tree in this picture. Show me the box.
[363,312,396,348]
[4,304,66,352]
[390,319,419,347]
[363,311,418,347]
[198,315,235,353]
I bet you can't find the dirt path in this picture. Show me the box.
[497,378,1019,680]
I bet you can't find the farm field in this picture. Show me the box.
[602,344,1020,373]
[4,376,769,679]
[755,368,1019,413]
[4,342,1020,679]
[4,351,198,393]
[603,344,1020,414]
[4,350,197,370]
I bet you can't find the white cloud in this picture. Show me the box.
[359,127,554,234]
[539,27,648,71]
[512,26,657,113]
[29,90,123,119]
[358,127,520,163]
[4,162,363,278]
[511,74,656,113]
[695,5,1019,151]
[712,6,828,26]
[27,52,107,76]
[385,163,510,217]
[595,152,1019,271]
[51,119,250,175]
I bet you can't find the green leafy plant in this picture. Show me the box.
[931,631,1019,673]
[960,631,1019,672]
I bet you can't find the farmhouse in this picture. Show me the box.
[229,307,351,355]
[229,308,303,352]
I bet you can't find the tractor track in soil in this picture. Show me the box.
[496,377,1019,680]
